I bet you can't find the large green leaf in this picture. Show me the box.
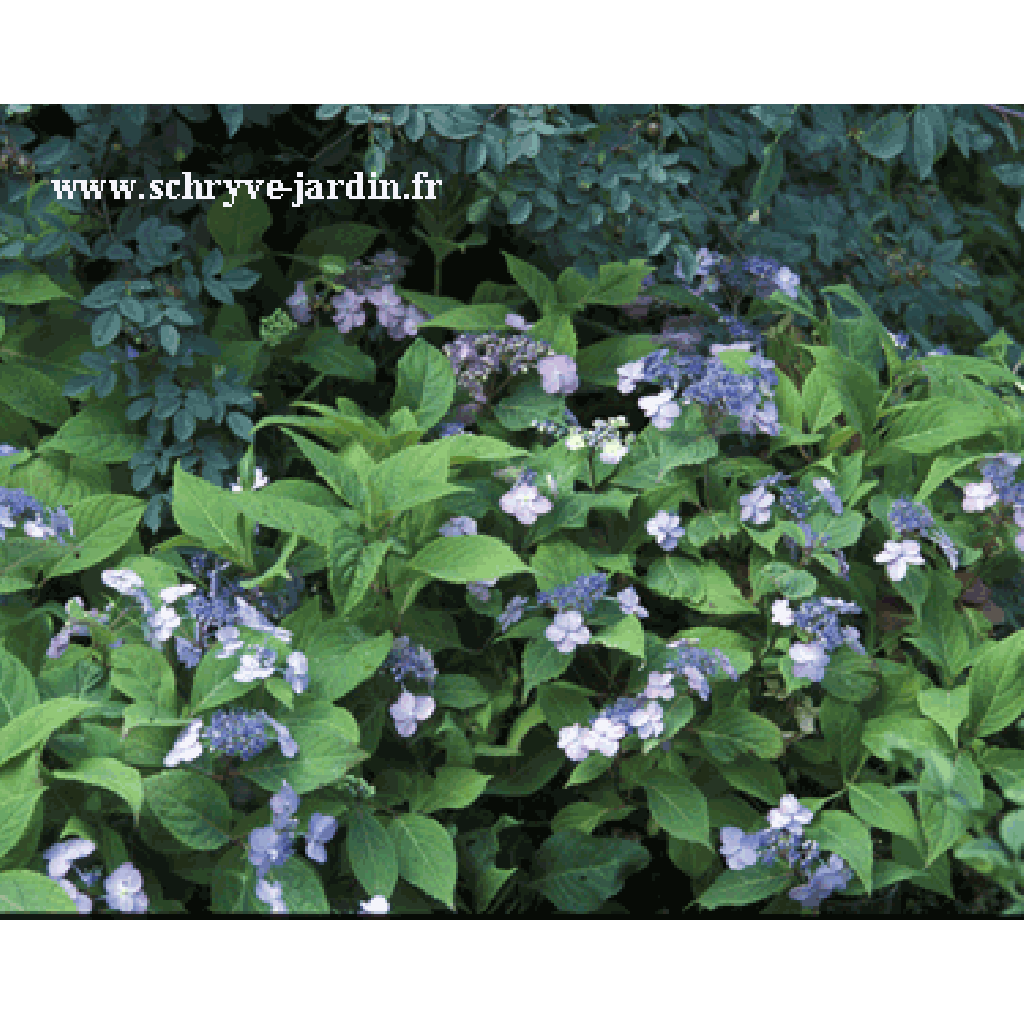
[409,534,529,584]
[803,809,873,892]
[347,805,399,899]
[530,831,650,913]
[0,363,70,427]
[697,863,791,909]
[41,402,143,463]
[0,870,77,912]
[642,769,710,846]
[388,812,458,910]
[965,630,1024,738]
[390,337,456,430]
[51,757,144,825]
[144,770,233,851]
[0,645,38,729]
[46,494,145,577]
[171,463,247,562]
[698,708,785,762]
[0,697,93,768]
[306,626,392,702]
[848,783,921,845]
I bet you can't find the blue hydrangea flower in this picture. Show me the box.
[439,516,477,537]
[389,690,436,738]
[43,838,96,879]
[768,794,815,836]
[616,586,648,618]
[739,485,774,525]
[498,595,529,633]
[789,641,829,682]
[874,539,926,582]
[255,876,289,914]
[163,718,205,767]
[537,354,579,396]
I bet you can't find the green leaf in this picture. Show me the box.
[803,809,873,892]
[292,221,380,268]
[409,534,529,584]
[0,363,70,427]
[693,562,756,615]
[46,494,145,578]
[109,645,175,710]
[750,140,784,212]
[433,673,490,709]
[860,715,954,761]
[41,403,143,463]
[485,745,565,796]
[593,615,646,660]
[529,831,650,913]
[0,645,38,729]
[0,775,45,861]
[697,863,791,909]
[965,630,1024,738]
[306,626,392,702]
[848,783,921,844]
[575,334,656,387]
[207,188,272,254]
[503,253,557,312]
[414,767,492,814]
[536,682,595,736]
[171,463,247,562]
[388,812,458,909]
[523,641,573,699]
[857,110,910,160]
[917,685,971,745]
[979,748,1024,804]
[297,329,376,382]
[0,870,77,912]
[390,337,456,430]
[346,805,398,898]
[818,697,862,781]
[492,379,565,432]
[270,855,331,913]
[50,757,144,825]
[698,708,785,762]
[421,303,511,332]
[645,556,704,604]
[228,483,341,544]
[642,769,710,846]
[0,697,92,768]
[144,770,232,851]
[918,751,985,865]
[371,443,466,516]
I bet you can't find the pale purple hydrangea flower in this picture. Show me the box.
[390,690,436,738]
[270,781,300,831]
[874,539,926,581]
[160,583,196,605]
[255,876,288,914]
[774,267,800,299]
[719,827,762,870]
[545,610,590,654]
[234,649,277,683]
[467,579,498,602]
[646,510,684,551]
[962,480,999,513]
[643,671,675,700]
[101,569,146,595]
[588,716,627,757]
[812,478,843,515]
[304,813,338,864]
[638,388,681,429]
[557,723,593,762]
[103,862,148,913]
[230,466,269,492]
[740,485,775,525]
[149,604,181,643]
[43,839,96,880]
[768,794,815,836]
[789,641,829,683]
[537,354,579,395]
[500,482,553,526]
[628,700,664,740]
[163,718,205,767]
[262,714,299,758]
[771,599,795,626]
[615,586,648,618]
[439,516,477,537]
[359,895,391,914]
[616,359,647,395]
[284,651,309,694]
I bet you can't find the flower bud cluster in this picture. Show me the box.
[887,496,959,571]
[719,795,853,910]
[285,249,429,342]
[163,707,299,767]
[383,635,439,738]
[443,313,553,406]
[532,408,637,466]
